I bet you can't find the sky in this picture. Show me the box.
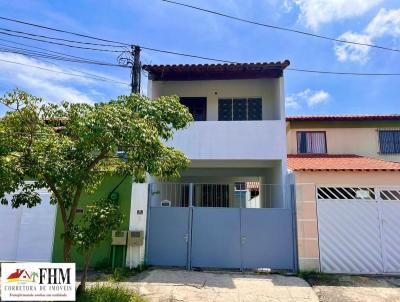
[0,0,399,116]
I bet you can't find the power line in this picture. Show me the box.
[0,41,129,68]
[288,68,400,76]
[2,15,400,77]
[162,0,400,53]
[0,16,129,46]
[0,57,131,85]
[0,27,126,48]
[141,46,237,64]
[0,30,124,52]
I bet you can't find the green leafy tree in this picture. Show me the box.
[0,89,193,262]
[72,198,122,292]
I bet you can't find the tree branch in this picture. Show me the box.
[67,150,108,224]
[43,174,67,226]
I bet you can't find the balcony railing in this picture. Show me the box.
[167,120,286,160]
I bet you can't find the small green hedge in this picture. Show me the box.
[76,285,146,302]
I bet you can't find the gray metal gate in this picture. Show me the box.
[317,186,400,274]
[146,183,296,271]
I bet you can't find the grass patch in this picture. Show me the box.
[297,271,341,286]
[77,285,146,302]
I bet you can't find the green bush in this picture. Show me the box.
[76,285,146,302]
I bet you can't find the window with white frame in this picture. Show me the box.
[218,98,262,121]
[378,130,400,154]
[297,131,327,154]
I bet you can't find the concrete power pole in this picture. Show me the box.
[131,45,141,94]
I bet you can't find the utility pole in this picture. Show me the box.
[119,45,141,94]
[132,45,141,94]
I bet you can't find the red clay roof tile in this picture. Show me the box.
[286,114,400,122]
[287,154,400,171]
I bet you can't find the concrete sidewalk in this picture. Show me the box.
[123,269,319,302]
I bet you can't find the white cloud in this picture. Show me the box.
[286,88,330,109]
[307,90,330,106]
[335,32,372,64]
[0,52,127,104]
[365,8,400,38]
[335,8,400,63]
[282,0,294,13]
[289,0,382,29]
[285,95,300,109]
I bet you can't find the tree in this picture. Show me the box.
[71,198,122,293]
[0,89,193,262]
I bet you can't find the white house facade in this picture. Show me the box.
[127,61,298,271]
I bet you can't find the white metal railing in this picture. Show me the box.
[149,182,290,209]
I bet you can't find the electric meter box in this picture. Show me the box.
[111,230,127,245]
[127,230,144,246]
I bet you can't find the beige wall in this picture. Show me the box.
[150,78,284,120]
[295,171,400,271]
[287,125,400,162]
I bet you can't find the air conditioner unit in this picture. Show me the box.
[127,231,144,246]
[111,230,127,246]
[161,200,171,207]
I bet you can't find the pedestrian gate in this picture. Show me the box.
[146,183,296,271]
[317,186,400,274]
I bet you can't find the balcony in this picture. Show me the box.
[167,120,286,160]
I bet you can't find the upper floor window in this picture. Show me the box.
[379,130,400,154]
[218,98,262,121]
[180,97,207,121]
[297,131,327,154]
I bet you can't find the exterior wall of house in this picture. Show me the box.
[52,175,132,269]
[294,171,400,271]
[149,77,287,190]
[287,120,400,162]
[149,78,284,120]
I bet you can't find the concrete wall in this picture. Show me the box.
[150,78,283,120]
[287,121,400,162]
[294,171,400,271]
[127,183,148,268]
[166,120,286,161]
[52,176,132,269]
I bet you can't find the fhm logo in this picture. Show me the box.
[7,268,71,284]
[7,269,35,283]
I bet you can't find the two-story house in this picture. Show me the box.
[137,62,297,271]
[286,115,400,274]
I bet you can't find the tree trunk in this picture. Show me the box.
[79,252,91,293]
[63,236,72,263]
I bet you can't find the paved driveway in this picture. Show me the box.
[124,269,318,302]
[305,274,400,302]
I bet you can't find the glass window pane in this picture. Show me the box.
[233,98,247,121]
[297,132,326,154]
[218,99,232,121]
[247,98,262,120]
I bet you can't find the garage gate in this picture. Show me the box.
[146,183,296,271]
[317,186,400,274]
[0,190,57,262]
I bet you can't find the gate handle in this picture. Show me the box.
[184,234,189,243]
[241,236,246,245]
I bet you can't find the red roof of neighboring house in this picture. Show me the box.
[142,61,290,81]
[286,114,400,122]
[287,154,400,171]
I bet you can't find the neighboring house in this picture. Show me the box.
[287,115,400,162]
[140,61,297,271]
[286,115,400,274]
